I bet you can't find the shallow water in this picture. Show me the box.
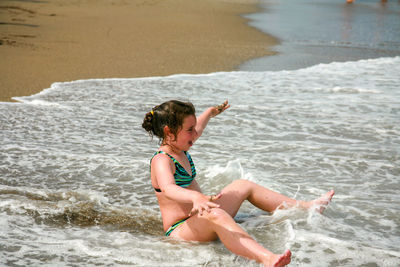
[1,57,399,266]
[242,0,400,71]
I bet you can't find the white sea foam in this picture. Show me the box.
[11,98,65,107]
[1,57,399,266]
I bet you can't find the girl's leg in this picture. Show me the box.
[215,179,334,217]
[170,180,333,266]
[170,207,291,267]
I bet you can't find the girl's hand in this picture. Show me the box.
[210,100,230,117]
[189,192,223,216]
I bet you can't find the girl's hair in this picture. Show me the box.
[142,100,195,142]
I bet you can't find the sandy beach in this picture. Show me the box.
[0,0,277,102]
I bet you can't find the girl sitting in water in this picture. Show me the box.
[142,100,334,267]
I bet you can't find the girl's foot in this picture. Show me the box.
[264,250,291,267]
[306,189,335,213]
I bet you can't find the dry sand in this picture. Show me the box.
[0,0,277,102]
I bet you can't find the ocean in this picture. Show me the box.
[1,56,399,266]
[1,0,400,266]
[242,0,400,71]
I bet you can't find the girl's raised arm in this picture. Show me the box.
[195,100,230,140]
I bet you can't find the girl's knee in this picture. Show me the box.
[230,179,254,189]
[203,207,231,222]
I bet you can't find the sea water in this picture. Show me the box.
[1,57,400,266]
[242,0,400,71]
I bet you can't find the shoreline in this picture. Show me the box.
[0,0,278,102]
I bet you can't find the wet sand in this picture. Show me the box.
[0,0,277,102]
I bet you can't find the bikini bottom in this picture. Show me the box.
[165,217,189,236]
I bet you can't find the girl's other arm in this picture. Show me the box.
[152,154,195,203]
[152,155,221,215]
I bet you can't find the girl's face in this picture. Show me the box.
[168,115,198,151]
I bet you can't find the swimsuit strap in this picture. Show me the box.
[152,151,196,178]
[151,150,196,192]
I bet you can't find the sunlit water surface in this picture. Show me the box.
[1,57,399,266]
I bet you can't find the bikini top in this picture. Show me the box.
[151,151,196,192]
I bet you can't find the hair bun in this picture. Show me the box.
[142,111,154,134]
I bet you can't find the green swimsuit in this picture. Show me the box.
[151,151,196,236]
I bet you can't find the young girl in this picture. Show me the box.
[142,100,334,267]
